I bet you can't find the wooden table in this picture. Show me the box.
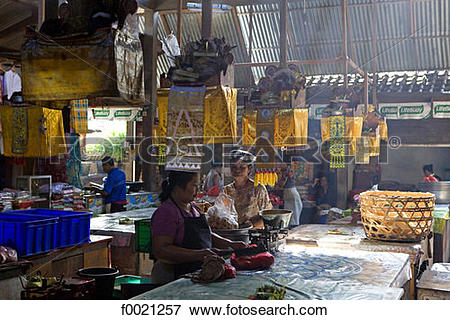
[25,235,112,277]
[0,235,112,299]
[287,224,423,299]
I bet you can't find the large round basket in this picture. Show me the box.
[360,191,435,242]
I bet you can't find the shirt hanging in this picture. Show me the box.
[70,99,89,134]
[4,70,22,100]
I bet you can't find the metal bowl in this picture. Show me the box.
[259,209,293,230]
[213,227,251,245]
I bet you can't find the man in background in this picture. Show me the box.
[95,156,127,212]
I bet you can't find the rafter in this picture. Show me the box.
[231,7,255,85]
[160,12,171,35]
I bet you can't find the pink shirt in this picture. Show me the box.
[151,201,201,246]
[423,176,438,182]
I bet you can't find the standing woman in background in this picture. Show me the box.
[278,166,302,228]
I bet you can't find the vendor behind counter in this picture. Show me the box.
[89,156,127,213]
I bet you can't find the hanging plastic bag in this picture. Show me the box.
[207,193,239,230]
[161,33,181,66]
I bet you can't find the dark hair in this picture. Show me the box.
[212,162,222,168]
[423,164,433,173]
[229,150,255,165]
[102,156,114,167]
[159,171,198,202]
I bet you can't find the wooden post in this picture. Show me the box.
[279,0,288,68]
[342,0,349,89]
[364,72,369,112]
[38,0,45,28]
[372,0,378,106]
[141,10,159,192]
[177,0,183,47]
[201,0,213,40]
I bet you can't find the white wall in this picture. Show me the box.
[381,146,450,185]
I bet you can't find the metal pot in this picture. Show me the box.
[259,209,293,230]
[213,227,251,245]
[418,181,450,204]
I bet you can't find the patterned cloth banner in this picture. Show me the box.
[0,106,66,157]
[242,108,308,147]
[165,85,205,172]
[157,86,237,144]
[70,99,89,133]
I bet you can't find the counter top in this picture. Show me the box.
[133,245,410,300]
[90,208,156,234]
[287,224,423,264]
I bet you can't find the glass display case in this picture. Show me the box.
[16,175,52,205]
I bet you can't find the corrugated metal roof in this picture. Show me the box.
[152,0,449,88]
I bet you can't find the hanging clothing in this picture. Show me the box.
[66,133,83,189]
[70,99,89,134]
[283,187,302,228]
[4,70,22,100]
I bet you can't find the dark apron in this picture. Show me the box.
[170,197,212,278]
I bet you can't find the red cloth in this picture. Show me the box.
[206,184,220,197]
[423,176,438,182]
[222,264,236,279]
[230,251,274,271]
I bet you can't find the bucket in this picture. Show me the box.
[77,267,119,299]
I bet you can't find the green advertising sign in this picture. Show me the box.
[378,103,431,119]
[433,102,450,118]
[91,108,143,121]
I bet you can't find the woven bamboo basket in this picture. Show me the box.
[360,191,435,242]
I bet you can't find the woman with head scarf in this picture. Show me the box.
[223,150,272,229]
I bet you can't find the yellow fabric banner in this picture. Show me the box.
[204,86,237,144]
[379,120,388,141]
[345,116,364,156]
[0,106,66,157]
[274,109,308,147]
[157,86,237,144]
[242,110,257,146]
[243,109,308,147]
[321,118,330,142]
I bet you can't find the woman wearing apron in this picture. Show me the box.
[151,170,246,284]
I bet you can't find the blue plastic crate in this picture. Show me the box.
[0,214,58,257]
[5,209,92,248]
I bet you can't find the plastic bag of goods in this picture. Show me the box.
[207,193,239,229]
